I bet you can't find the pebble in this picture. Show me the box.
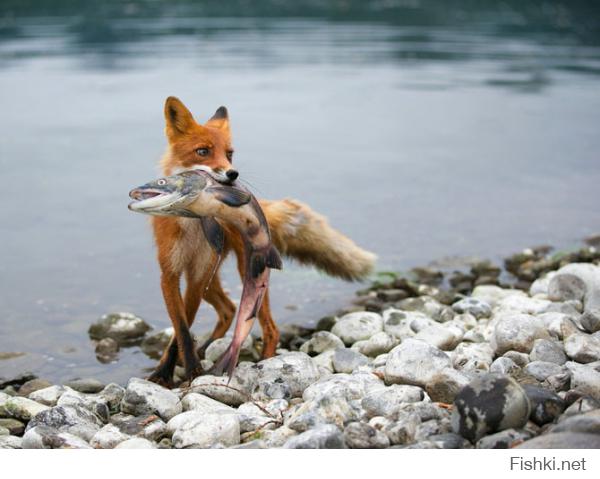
[190,370,252,406]
[299,331,345,356]
[490,357,520,375]
[332,348,368,374]
[64,378,105,394]
[0,396,50,421]
[564,334,600,363]
[529,339,567,365]
[452,297,491,319]
[523,361,565,382]
[565,362,600,400]
[22,425,91,449]
[0,435,22,449]
[414,323,462,350]
[476,428,531,449]
[452,373,530,442]
[452,342,494,374]
[382,309,417,340]
[205,335,257,363]
[492,313,549,355]
[17,379,52,397]
[425,368,470,403]
[552,409,600,434]
[516,432,600,449]
[343,422,389,448]
[384,339,451,388]
[384,415,420,445]
[88,312,152,344]
[95,338,120,363]
[362,385,424,418]
[26,405,104,441]
[283,424,345,449]
[120,378,182,421]
[90,424,130,448]
[331,312,383,345]
[181,393,235,414]
[114,437,157,449]
[172,413,240,449]
[0,418,25,436]
[351,331,397,357]
[28,385,66,407]
[522,385,565,426]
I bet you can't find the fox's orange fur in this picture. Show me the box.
[148,96,376,386]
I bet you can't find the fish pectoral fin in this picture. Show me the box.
[200,217,225,255]
[205,186,251,207]
[266,245,283,270]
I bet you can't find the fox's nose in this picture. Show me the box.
[226,169,239,181]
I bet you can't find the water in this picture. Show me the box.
[1,1,599,384]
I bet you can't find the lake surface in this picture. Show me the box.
[1,1,599,384]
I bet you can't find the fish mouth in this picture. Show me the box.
[128,188,185,214]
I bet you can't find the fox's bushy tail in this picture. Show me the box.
[261,198,376,281]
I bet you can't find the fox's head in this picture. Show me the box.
[161,96,238,184]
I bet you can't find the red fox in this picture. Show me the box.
[148,96,376,386]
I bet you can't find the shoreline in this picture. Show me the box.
[1,237,600,449]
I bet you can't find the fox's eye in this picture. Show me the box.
[157,179,166,186]
[226,150,234,163]
[196,148,210,157]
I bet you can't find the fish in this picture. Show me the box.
[128,169,283,378]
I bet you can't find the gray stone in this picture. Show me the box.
[451,373,530,442]
[90,424,130,449]
[565,362,600,400]
[0,426,8,436]
[97,383,126,412]
[120,378,182,421]
[522,385,565,426]
[495,296,552,315]
[384,415,420,445]
[516,432,600,449]
[26,405,104,441]
[88,312,151,344]
[452,342,494,374]
[490,357,520,376]
[181,393,235,414]
[261,425,298,447]
[109,412,168,441]
[476,429,531,449]
[471,285,526,308]
[492,313,549,355]
[382,309,417,340]
[189,371,252,407]
[564,334,600,363]
[343,422,389,449]
[503,351,531,367]
[396,296,451,322]
[331,312,383,345]
[562,396,600,417]
[414,323,462,350]
[140,328,173,359]
[523,361,565,382]
[17,379,52,397]
[0,418,24,435]
[300,331,345,356]
[0,396,50,421]
[384,339,451,387]
[351,332,397,357]
[284,424,346,449]
[172,413,240,449]
[452,297,491,319]
[114,437,157,449]
[425,432,471,449]
[332,348,369,374]
[64,378,105,394]
[552,409,600,434]
[205,335,257,363]
[28,385,66,407]
[530,339,567,365]
[425,368,470,403]
[362,385,424,418]
[95,337,120,363]
[0,435,22,449]
[22,425,91,449]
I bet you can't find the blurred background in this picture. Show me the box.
[1,0,599,383]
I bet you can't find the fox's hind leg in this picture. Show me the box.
[197,274,237,359]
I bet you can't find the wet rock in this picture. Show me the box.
[300,331,345,356]
[351,331,397,357]
[88,312,151,345]
[516,432,600,449]
[0,435,22,449]
[22,425,91,449]
[0,418,24,436]
[17,379,52,397]
[172,412,239,449]
[0,397,50,421]
[425,368,470,403]
[64,378,105,394]
[564,334,600,363]
[490,357,520,376]
[522,385,565,426]
[316,315,337,332]
[451,373,530,442]
[385,339,451,387]
[120,378,182,421]
[476,429,531,449]
[140,328,172,360]
[0,372,36,390]
[492,313,549,355]
[529,339,567,365]
[90,424,130,448]
[523,361,565,382]
[452,297,491,319]
[252,352,320,401]
[26,405,104,441]
[331,312,383,345]
[343,422,389,449]
[565,362,600,400]
[376,289,409,302]
[94,338,120,363]
[114,437,157,449]
[284,424,345,449]
[28,385,66,407]
[332,348,368,374]
[362,385,424,418]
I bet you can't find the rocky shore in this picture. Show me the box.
[2,240,600,449]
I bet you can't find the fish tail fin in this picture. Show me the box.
[266,244,283,270]
[249,246,283,278]
[209,344,241,381]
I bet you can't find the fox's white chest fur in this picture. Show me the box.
[169,217,214,281]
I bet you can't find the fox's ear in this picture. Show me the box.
[205,106,229,131]
[164,96,195,139]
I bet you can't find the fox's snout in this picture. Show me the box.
[225,169,239,182]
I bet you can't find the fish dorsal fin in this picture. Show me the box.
[205,186,251,208]
[266,245,283,270]
[200,217,224,255]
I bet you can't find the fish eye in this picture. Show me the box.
[196,148,210,157]
[157,179,167,186]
